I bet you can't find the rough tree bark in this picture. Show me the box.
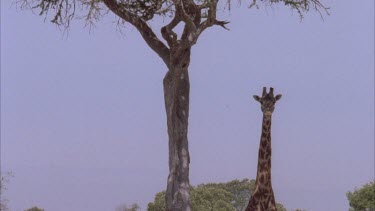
[102,1,227,209]
[102,0,228,209]
[164,47,191,211]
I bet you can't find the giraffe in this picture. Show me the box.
[245,87,282,211]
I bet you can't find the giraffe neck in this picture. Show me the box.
[245,114,277,211]
[256,114,272,187]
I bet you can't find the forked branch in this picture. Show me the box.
[103,0,171,66]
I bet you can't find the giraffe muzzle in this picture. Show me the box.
[264,111,272,116]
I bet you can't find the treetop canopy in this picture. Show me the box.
[18,0,327,67]
[19,0,328,31]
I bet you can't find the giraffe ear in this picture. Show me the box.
[275,94,282,101]
[253,95,261,102]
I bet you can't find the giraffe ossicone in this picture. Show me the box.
[246,87,282,211]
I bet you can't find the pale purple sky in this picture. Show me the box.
[1,0,374,211]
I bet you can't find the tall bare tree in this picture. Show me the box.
[17,0,328,210]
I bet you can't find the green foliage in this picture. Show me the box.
[128,203,140,211]
[276,203,287,211]
[191,185,236,211]
[148,179,286,211]
[347,181,375,211]
[194,179,255,211]
[24,207,44,211]
[147,191,167,211]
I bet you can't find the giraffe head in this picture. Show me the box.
[253,87,282,116]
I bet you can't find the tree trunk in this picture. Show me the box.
[163,46,191,211]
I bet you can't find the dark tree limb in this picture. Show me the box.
[195,0,230,39]
[103,0,171,67]
[173,0,196,32]
[161,14,180,48]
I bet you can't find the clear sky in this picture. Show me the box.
[1,0,374,211]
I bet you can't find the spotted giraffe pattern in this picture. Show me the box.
[246,87,282,211]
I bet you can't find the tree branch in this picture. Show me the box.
[173,0,196,32]
[103,0,171,67]
[248,0,329,19]
[155,4,174,16]
[196,0,229,37]
[161,14,180,47]
[161,0,201,49]
[197,1,210,9]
